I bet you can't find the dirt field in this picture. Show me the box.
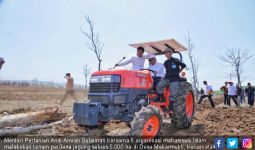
[0,85,87,113]
[1,85,255,136]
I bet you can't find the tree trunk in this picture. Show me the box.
[98,59,102,71]
[0,117,73,136]
[0,107,60,128]
[237,71,241,86]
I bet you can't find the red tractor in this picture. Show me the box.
[73,39,195,138]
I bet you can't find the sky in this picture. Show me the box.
[0,0,255,89]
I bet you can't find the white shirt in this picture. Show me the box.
[148,62,165,77]
[118,54,154,71]
[228,84,237,96]
[205,85,213,95]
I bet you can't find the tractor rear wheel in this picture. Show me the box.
[171,82,195,129]
[130,106,162,138]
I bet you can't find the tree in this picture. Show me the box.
[81,16,104,71]
[218,48,252,86]
[0,57,5,71]
[185,32,199,100]
[83,65,91,91]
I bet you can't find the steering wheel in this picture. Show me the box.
[140,69,157,77]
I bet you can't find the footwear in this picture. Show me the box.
[151,96,161,102]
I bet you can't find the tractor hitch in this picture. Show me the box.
[73,102,101,126]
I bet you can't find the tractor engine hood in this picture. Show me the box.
[91,70,153,89]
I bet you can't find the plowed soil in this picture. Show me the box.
[1,85,254,136]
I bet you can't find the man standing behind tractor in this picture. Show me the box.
[227,81,239,107]
[115,47,153,71]
[147,54,165,90]
[245,83,255,107]
[156,48,186,111]
[57,73,78,105]
[220,82,228,105]
[198,81,215,108]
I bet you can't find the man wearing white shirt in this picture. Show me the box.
[115,47,153,71]
[198,81,215,108]
[227,81,239,107]
[147,55,165,90]
[148,55,165,77]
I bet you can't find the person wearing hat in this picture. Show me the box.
[245,83,255,107]
[156,48,186,110]
[115,47,154,71]
[57,73,78,105]
[227,81,239,107]
[198,81,215,108]
[147,54,165,90]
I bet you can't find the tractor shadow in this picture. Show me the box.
[160,119,205,136]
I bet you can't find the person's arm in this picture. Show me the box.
[245,88,248,95]
[117,57,133,66]
[143,53,155,59]
[208,87,213,95]
[64,76,72,80]
[220,86,224,92]
[176,58,186,72]
[157,64,165,77]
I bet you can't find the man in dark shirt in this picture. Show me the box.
[245,83,255,107]
[220,82,228,105]
[156,48,186,111]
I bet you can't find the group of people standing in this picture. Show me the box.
[198,80,255,108]
[221,82,255,107]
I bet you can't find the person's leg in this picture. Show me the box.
[152,77,161,92]
[251,96,254,106]
[240,95,244,104]
[58,91,68,105]
[232,96,239,107]
[208,95,215,108]
[198,95,207,104]
[224,94,227,105]
[69,90,78,102]
[168,81,180,110]
[239,96,242,104]
[156,78,169,100]
[227,95,231,106]
[237,96,241,106]
[156,78,169,94]
[248,96,252,106]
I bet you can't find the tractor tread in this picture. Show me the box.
[171,82,195,129]
[130,105,162,137]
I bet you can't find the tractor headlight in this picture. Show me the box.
[90,75,112,83]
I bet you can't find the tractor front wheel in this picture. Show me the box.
[130,106,162,138]
[171,82,195,129]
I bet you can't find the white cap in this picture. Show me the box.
[147,54,156,59]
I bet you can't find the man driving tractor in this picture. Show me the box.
[147,54,165,90]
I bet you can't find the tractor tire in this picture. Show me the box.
[130,105,162,138]
[171,82,195,129]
